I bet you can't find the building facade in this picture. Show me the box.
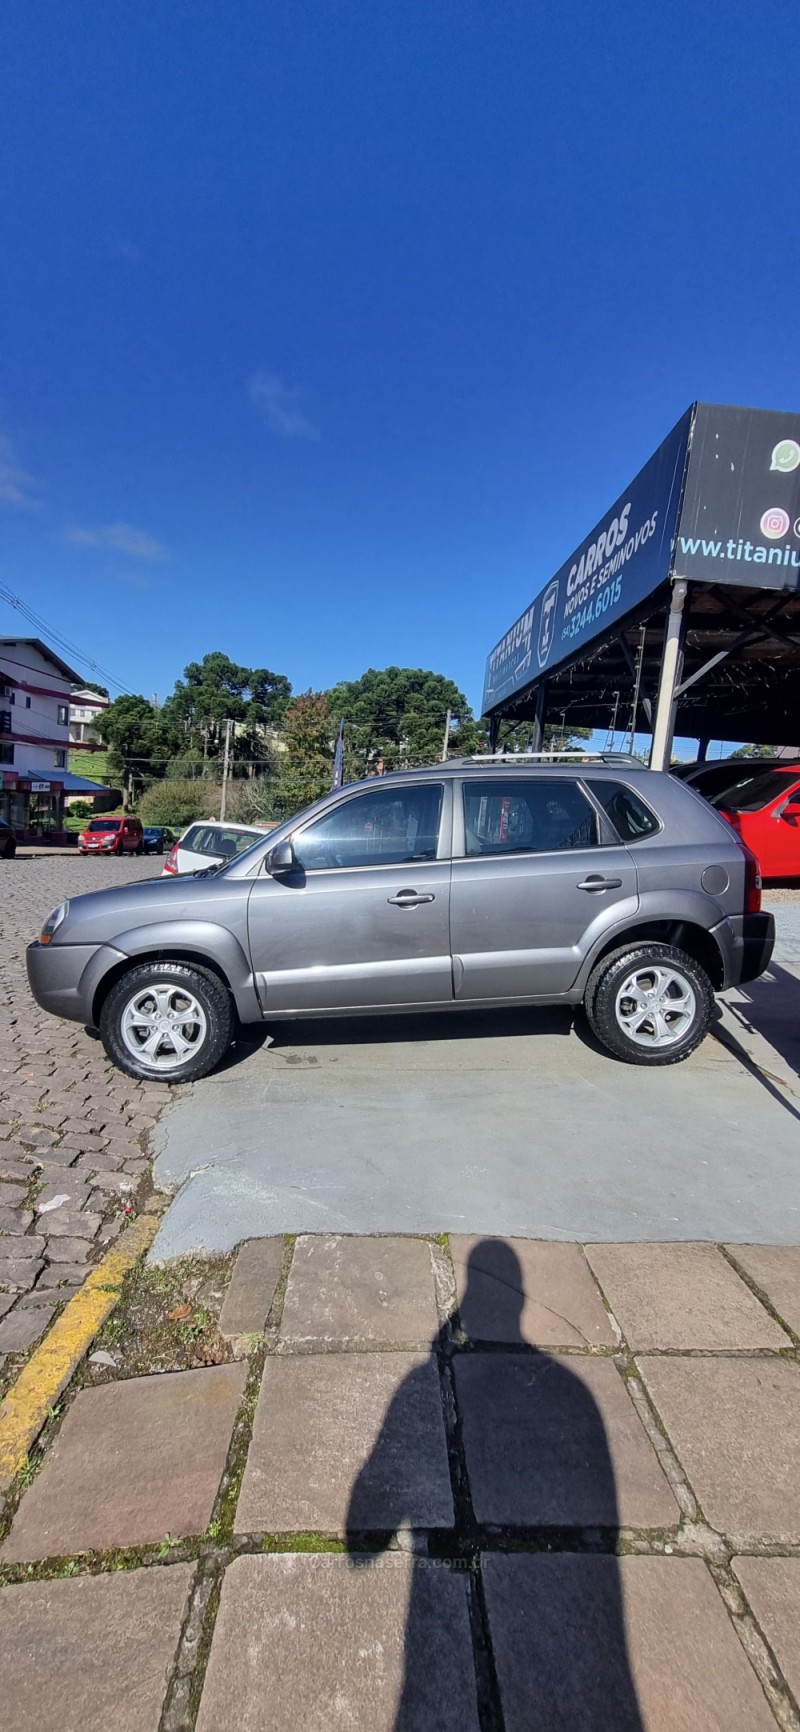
[0,638,84,838]
[69,687,109,746]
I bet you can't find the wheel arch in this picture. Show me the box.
[86,921,261,1027]
[578,919,726,993]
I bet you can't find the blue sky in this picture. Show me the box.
[1,1,798,746]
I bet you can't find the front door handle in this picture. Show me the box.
[388,889,435,907]
[577,875,623,891]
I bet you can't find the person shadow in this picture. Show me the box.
[346,1238,644,1731]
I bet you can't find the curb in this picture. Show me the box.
[0,1212,160,1491]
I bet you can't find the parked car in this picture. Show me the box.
[0,816,17,859]
[671,758,785,802]
[27,758,774,1083]
[162,820,270,876]
[714,763,800,879]
[78,816,145,856]
[142,825,176,856]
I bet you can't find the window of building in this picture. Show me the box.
[463,779,598,856]
[584,780,660,842]
[0,711,11,735]
[57,703,69,726]
[7,690,14,704]
[293,784,444,870]
[54,749,67,768]
[0,743,14,765]
[25,695,31,708]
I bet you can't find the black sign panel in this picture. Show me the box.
[675,403,800,591]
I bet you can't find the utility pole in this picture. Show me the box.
[441,709,451,761]
[220,718,233,820]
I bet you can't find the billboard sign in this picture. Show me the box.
[674,403,800,591]
[482,408,692,713]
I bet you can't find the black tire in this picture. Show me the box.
[99,960,235,1083]
[584,942,713,1066]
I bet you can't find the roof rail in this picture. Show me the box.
[449,750,645,767]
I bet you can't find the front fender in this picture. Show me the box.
[82,921,262,1024]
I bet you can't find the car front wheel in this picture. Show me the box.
[99,960,235,1082]
[584,943,713,1066]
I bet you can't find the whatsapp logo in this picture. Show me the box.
[770,438,800,474]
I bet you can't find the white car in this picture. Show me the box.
[162,820,274,876]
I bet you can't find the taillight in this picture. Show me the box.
[163,845,179,875]
[740,842,762,913]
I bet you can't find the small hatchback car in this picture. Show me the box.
[79,816,144,856]
[28,758,775,1083]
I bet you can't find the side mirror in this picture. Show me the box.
[267,838,297,874]
[781,800,800,825]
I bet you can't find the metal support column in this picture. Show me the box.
[488,715,500,753]
[697,738,709,762]
[649,581,688,771]
[530,680,548,753]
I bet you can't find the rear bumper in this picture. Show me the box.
[737,912,776,984]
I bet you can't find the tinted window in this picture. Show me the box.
[463,779,597,857]
[88,818,121,831]
[294,784,443,870]
[586,779,659,842]
[182,825,263,858]
[716,769,800,812]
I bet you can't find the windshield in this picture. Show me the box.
[88,818,121,831]
[716,769,800,812]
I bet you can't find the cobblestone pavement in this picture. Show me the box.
[0,856,170,1385]
[1,1233,799,1730]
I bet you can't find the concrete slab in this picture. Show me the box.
[279,1235,438,1349]
[195,1553,479,1732]
[235,1352,452,1534]
[483,1553,776,1731]
[451,1236,616,1346]
[0,1564,194,1732]
[1,1364,247,1560]
[149,998,800,1258]
[725,1243,800,1336]
[637,1356,800,1541]
[455,1352,678,1528]
[733,1556,800,1703]
[218,1237,283,1340]
[584,1243,788,1350]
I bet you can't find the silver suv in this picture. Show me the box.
[27,757,774,1081]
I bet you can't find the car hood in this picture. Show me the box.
[44,871,248,947]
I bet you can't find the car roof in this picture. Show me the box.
[182,818,267,832]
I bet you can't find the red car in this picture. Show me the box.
[79,816,145,856]
[716,764,800,879]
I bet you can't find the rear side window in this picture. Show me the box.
[716,769,800,812]
[463,779,598,856]
[181,825,262,858]
[585,780,660,843]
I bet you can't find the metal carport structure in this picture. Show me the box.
[482,403,800,765]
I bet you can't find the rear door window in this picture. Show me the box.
[716,769,800,812]
[462,779,598,856]
[585,780,660,842]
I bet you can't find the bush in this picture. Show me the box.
[67,800,93,819]
[224,777,278,825]
[138,779,221,828]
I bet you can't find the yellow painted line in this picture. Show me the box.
[0,1211,160,1491]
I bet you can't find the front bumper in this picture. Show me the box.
[26,940,126,1025]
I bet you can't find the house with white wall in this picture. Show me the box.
[0,638,108,839]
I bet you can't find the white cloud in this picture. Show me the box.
[63,522,168,562]
[248,369,320,440]
[0,435,40,509]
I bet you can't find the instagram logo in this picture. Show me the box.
[760,507,790,540]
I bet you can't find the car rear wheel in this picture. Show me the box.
[99,961,235,1082]
[584,943,713,1066]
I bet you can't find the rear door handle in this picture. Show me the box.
[388,889,435,907]
[577,875,623,891]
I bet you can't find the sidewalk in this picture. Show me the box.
[1,1232,799,1730]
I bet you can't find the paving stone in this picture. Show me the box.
[219,1237,284,1340]
[236,1352,453,1534]
[35,1175,93,1215]
[0,1291,16,1317]
[16,1285,77,1307]
[0,1564,194,1732]
[16,1126,59,1148]
[726,1244,800,1336]
[0,1235,41,1260]
[35,1210,102,1239]
[42,1235,93,1263]
[280,1234,438,1349]
[0,1146,38,1173]
[585,1242,788,1349]
[1,1363,247,1560]
[0,1179,30,1206]
[483,1553,776,1731]
[455,1352,678,1528]
[0,1303,56,1352]
[638,1355,800,1540]
[0,1205,33,1233]
[85,1169,136,1196]
[196,1554,479,1732]
[0,1259,42,1292]
[451,1236,615,1347]
[733,1557,800,1703]
[37,1262,90,1287]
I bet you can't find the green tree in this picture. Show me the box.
[167,652,291,771]
[328,666,482,774]
[731,743,776,759]
[137,779,219,828]
[94,696,181,801]
[82,680,110,698]
[273,691,334,816]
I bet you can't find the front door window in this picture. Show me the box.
[293,783,444,871]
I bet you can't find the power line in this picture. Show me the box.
[0,582,132,695]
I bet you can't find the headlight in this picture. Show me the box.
[40,902,69,944]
